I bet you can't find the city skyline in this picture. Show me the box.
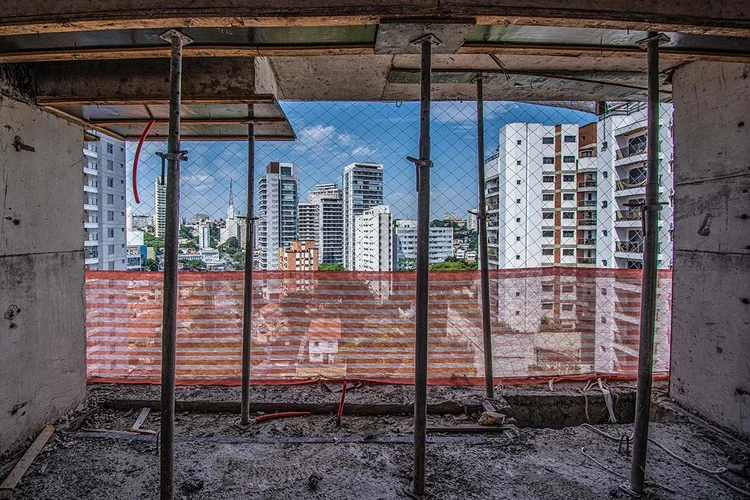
[124,101,595,223]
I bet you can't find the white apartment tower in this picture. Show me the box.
[299,183,344,265]
[596,103,674,270]
[258,162,299,270]
[342,163,384,270]
[354,205,392,272]
[154,179,166,239]
[393,220,454,270]
[83,133,128,270]
[484,122,599,269]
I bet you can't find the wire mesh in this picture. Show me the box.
[87,99,674,384]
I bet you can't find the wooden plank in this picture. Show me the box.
[90,117,287,127]
[426,424,515,433]
[459,43,750,63]
[128,135,296,142]
[0,44,374,64]
[42,106,126,141]
[37,94,277,106]
[102,399,484,415]
[130,407,150,431]
[0,425,54,491]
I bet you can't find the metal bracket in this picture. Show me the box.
[406,156,433,192]
[467,209,485,221]
[470,73,488,84]
[635,33,670,51]
[156,150,189,162]
[410,33,442,47]
[159,29,194,46]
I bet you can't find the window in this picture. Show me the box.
[516,217,521,223]
[542,137,554,145]
[542,303,553,311]
[108,244,115,255]
[516,198,521,204]
[542,212,554,220]
[107,177,114,188]
[629,167,647,184]
[601,201,608,208]
[628,134,647,155]
[563,174,575,182]
[563,156,575,163]
[562,285,574,293]
[562,303,574,311]
[562,249,574,256]
[542,284,553,292]
[515,311,520,315]
[543,157,554,164]
[107,160,113,170]
[515,255,520,260]
[564,135,576,143]
[601,287,607,295]
[516,140,522,145]
[602,171,608,178]
[563,193,575,201]
[516,160,522,165]
[516,236,521,242]
[108,228,114,238]
[516,180,522,185]
[542,175,554,183]
[106,143,113,154]
[515,292,521,297]
[602,259,608,267]
[580,151,593,158]
[542,194,554,201]
[563,212,575,219]
[542,230,554,238]
[562,230,574,238]
[107,194,114,204]
[107,211,114,221]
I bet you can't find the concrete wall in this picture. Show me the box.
[671,61,750,437]
[0,96,86,453]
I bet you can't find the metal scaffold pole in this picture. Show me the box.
[158,28,192,500]
[475,76,494,399]
[241,116,256,425]
[629,30,669,495]
[407,34,435,499]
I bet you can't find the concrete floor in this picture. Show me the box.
[1,383,748,499]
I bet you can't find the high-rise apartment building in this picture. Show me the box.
[342,163,383,270]
[466,209,478,232]
[596,103,674,270]
[278,241,319,271]
[83,133,128,270]
[354,205,392,271]
[298,183,344,265]
[154,179,166,239]
[258,162,298,270]
[220,178,241,245]
[484,108,673,270]
[392,220,454,270]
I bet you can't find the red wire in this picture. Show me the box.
[336,380,348,424]
[132,119,156,203]
[254,411,311,423]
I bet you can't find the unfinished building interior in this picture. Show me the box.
[0,2,749,499]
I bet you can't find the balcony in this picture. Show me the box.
[83,185,98,193]
[615,145,647,160]
[577,257,596,265]
[616,179,646,191]
[84,203,98,211]
[486,187,499,195]
[577,200,597,207]
[577,218,597,228]
[487,204,499,212]
[616,241,643,253]
[83,166,98,176]
[578,238,597,247]
[578,181,597,190]
[84,239,99,247]
[84,221,98,229]
[615,209,642,222]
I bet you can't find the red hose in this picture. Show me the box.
[254,411,311,423]
[132,119,156,203]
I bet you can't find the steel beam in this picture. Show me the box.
[629,31,668,495]
[240,117,255,426]
[475,76,494,399]
[159,28,192,500]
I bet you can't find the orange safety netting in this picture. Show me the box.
[85,268,672,386]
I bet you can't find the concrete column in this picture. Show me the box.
[671,61,750,438]
[0,96,86,453]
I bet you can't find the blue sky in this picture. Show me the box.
[127,101,595,223]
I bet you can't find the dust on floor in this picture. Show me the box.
[1,383,748,499]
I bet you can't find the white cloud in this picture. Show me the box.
[352,145,378,157]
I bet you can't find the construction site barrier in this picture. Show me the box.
[85,268,672,385]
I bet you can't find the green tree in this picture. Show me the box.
[319,263,345,271]
[219,236,240,253]
[184,259,207,271]
[179,225,194,239]
[143,258,159,271]
[396,258,417,271]
[429,256,477,271]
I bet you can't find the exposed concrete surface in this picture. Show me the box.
[0,97,86,454]
[2,383,748,499]
[671,61,750,438]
